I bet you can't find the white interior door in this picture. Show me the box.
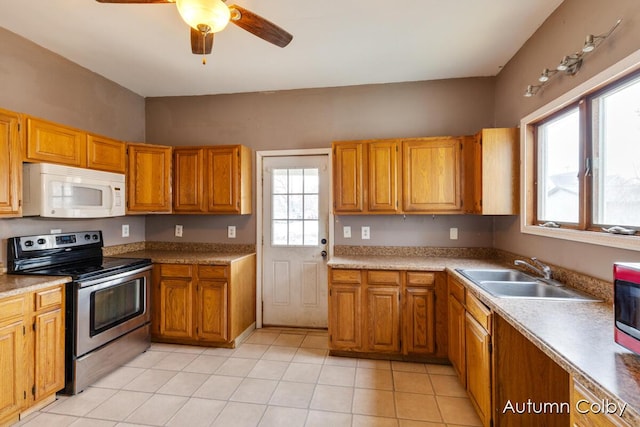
[262,155,329,328]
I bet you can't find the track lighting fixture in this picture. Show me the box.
[524,18,622,97]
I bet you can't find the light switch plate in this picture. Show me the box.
[450,227,458,240]
[361,226,370,240]
[228,226,236,239]
[175,224,183,237]
[343,226,352,238]
[122,224,129,238]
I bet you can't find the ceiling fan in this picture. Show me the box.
[96,0,293,63]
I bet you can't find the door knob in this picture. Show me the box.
[321,250,327,259]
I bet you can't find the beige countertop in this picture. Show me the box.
[115,249,256,265]
[328,255,640,426]
[0,274,70,298]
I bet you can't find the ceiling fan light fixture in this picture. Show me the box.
[176,0,230,33]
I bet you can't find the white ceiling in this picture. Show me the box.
[0,0,563,98]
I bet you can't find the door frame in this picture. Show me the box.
[256,148,333,328]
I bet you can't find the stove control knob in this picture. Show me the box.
[92,234,99,240]
[37,238,46,245]
[84,234,91,240]
[24,240,34,247]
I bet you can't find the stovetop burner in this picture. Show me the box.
[7,231,151,281]
[26,257,151,281]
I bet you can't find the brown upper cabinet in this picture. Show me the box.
[463,128,519,215]
[173,145,252,214]
[127,142,173,214]
[25,116,86,167]
[87,134,127,174]
[332,142,365,213]
[333,129,518,216]
[332,139,400,214]
[333,136,462,214]
[0,108,22,217]
[24,116,127,174]
[402,137,463,213]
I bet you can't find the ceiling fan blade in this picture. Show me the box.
[95,1,173,4]
[191,28,214,54]
[228,5,293,48]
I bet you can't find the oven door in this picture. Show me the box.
[75,266,151,357]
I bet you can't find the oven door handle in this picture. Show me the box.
[76,265,152,288]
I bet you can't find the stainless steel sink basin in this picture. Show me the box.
[457,268,537,283]
[456,269,600,301]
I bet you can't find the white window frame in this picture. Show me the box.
[520,48,640,251]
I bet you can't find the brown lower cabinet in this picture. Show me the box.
[571,378,632,427]
[449,274,573,427]
[328,267,447,360]
[0,284,65,426]
[151,256,256,347]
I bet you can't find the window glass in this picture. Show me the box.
[537,108,580,224]
[271,168,319,246]
[591,75,640,227]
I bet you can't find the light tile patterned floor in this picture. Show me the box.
[16,328,482,427]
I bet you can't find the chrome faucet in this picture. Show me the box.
[514,257,552,280]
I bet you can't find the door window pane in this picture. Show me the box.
[591,75,640,227]
[537,108,580,223]
[271,168,319,246]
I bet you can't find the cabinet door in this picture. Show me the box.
[0,110,22,216]
[173,148,206,213]
[366,286,400,352]
[206,146,240,213]
[127,143,172,213]
[404,287,435,355]
[0,321,24,424]
[34,308,65,400]
[159,278,194,338]
[333,142,365,213]
[465,313,492,427]
[87,134,126,173]
[368,141,399,212]
[196,280,228,342]
[329,284,362,350]
[402,138,462,212]
[448,294,466,386]
[478,128,519,215]
[25,117,86,167]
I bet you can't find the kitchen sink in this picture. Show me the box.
[456,269,600,301]
[456,268,537,283]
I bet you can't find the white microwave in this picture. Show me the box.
[23,163,126,218]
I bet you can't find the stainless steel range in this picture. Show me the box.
[7,231,152,394]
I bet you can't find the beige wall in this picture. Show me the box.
[0,28,147,266]
[493,0,640,280]
[4,1,640,280]
[144,78,498,247]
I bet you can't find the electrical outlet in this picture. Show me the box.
[175,224,183,238]
[450,227,458,240]
[343,226,352,238]
[122,224,130,238]
[228,226,236,239]
[361,226,370,240]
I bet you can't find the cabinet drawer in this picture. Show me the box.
[160,264,193,278]
[34,286,63,311]
[406,272,435,287]
[466,293,491,332]
[198,265,229,279]
[571,379,631,427]
[0,295,26,324]
[448,276,466,303]
[367,270,401,286]
[330,269,362,284]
